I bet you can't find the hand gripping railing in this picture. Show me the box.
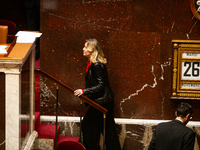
[35,69,108,150]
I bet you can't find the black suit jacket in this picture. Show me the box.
[83,62,114,105]
[148,119,195,150]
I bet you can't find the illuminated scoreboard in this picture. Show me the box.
[171,40,200,99]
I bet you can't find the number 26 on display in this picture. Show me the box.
[183,61,200,77]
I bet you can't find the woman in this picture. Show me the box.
[74,39,121,150]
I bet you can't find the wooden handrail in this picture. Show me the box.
[35,69,108,114]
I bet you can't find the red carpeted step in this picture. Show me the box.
[36,124,60,139]
[35,59,40,69]
[21,123,29,137]
[35,111,40,130]
[35,59,40,112]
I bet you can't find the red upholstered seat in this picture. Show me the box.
[57,141,85,150]
[57,136,80,146]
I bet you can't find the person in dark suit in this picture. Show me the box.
[148,102,195,150]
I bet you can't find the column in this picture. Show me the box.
[29,49,35,133]
[5,71,21,150]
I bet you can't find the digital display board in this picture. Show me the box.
[171,40,200,99]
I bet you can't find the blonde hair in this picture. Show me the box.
[86,39,107,64]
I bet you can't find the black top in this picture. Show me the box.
[83,62,114,105]
[148,119,195,150]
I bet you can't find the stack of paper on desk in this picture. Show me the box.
[15,31,42,43]
[0,45,7,54]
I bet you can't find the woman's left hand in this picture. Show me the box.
[74,89,83,97]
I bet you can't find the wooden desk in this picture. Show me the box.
[0,39,37,150]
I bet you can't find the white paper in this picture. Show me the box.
[16,36,36,43]
[15,31,42,43]
[0,45,7,54]
[16,31,42,38]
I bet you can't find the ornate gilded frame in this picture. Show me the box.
[190,0,200,21]
[171,40,200,100]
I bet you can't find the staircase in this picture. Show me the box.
[33,59,84,150]
[34,111,80,149]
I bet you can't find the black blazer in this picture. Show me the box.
[83,62,114,105]
[148,119,195,150]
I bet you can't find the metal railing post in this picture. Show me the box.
[55,85,59,150]
[80,100,83,143]
[103,113,106,150]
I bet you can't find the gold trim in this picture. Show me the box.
[178,93,200,97]
[180,44,200,48]
[103,114,106,118]
[173,43,178,48]
[172,92,177,96]
[173,49,178,68]
[190,0,200,21]
[173,70,177,90]
[172,49,178,91]
[171,40,200,99]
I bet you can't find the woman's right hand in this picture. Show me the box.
[74,89,83,97]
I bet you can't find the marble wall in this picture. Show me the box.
[32,119,200,150]
[39,0,200,120]
[1,0,200,149]
[38,0,200,149]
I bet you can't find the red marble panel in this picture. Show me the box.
[39,0,200,120]
[1,0,200,149]
[41,0,132,31]
[108,31,162,118]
